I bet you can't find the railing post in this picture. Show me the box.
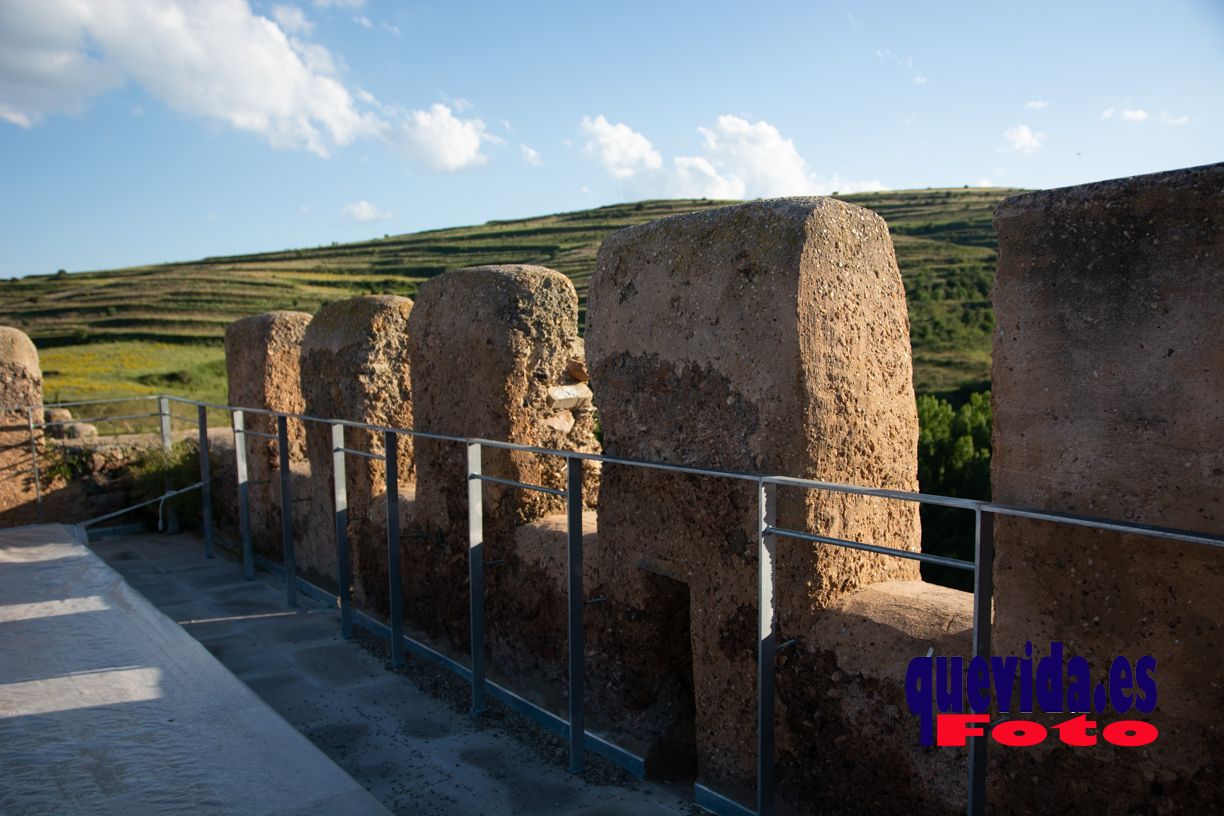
[967,509,994,816]
[385,431,404,668]
[158,396,179,533]
[468,441,486,715]
[197,404,214,559]
[232,410,254,580]
[567,456,585,774]
[158,396,172,452]
[757,480,777,816]
[278,414,296,608]
[26,406,41,504]
[333,423,352,639]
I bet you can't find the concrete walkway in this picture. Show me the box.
[89,531,698,816]
[0,524,389,816]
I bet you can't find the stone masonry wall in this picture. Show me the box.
[0,327,42,515]
[406,264,600,652]
[991,163,1224,814]
[585,198,922,797]
[224,311,312,562]
[300,295,414,610]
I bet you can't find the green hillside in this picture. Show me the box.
[0,188,1015,406]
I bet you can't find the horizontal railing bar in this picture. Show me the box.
[765,525,977,572]
[137,396,1224,551]
[241,429,278,440]
[694,783,756,816]
[980,504,1224,549]
[253,555,647,777]
[469,437,765,483]
[39,411,161,427]
[0,395,160,413]
[163,396,468,443]
[340,448,386,462]
[80,480,205,528]
[762,474,983,511]
[472,473,567,497]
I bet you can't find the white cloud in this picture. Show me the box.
[452,97,472,112]
[975,179,995,187]
[0,0,381,155]
[519,144,542,166]
[351,15,373,28]
[313,0,364,7]
[656,155,743,199]
[580,115,662,180]
[397,102,491,171]
[381,22,400,36]
[272,5,312,33]
[1002,124,1045,153]
[1103,107,1149,123]
[913,75,927,85]
[874,48,913,69]
[342,200,390,222]
[1159,111,1191,126]
[581,114,884,200]
[1024,100,1049,109]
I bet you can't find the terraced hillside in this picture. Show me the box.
[0,188,1015,405]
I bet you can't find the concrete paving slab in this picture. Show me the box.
[0,523,389,816]
[91,530,702,816]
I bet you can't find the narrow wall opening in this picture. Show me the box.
[640,570,698,784]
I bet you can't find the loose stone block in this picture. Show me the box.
[224,311,311,562]
[586,198,921,793]
[407,265,600,646]
[991,164,1224,812]
[0,327,42,513]
[300,295,414,610]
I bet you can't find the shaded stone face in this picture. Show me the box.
[586,198,921,791]
[992,163,1224,812]
[224,311,312,564]
[405,264,600,647]
[300,295,414,609]
[0,327,42,514]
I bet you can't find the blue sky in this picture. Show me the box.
[1,0,1221,279]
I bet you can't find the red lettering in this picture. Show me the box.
[992,719,1047,747]
[1052,714,1098,746]
[1102,720,1159,747]
[935,713,989,747]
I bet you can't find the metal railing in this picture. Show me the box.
[5,393,1222,816]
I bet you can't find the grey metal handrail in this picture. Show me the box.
[13,392,1221,816]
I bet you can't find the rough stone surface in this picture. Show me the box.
[301,295,414,611]
[224,311,312,563]
[406,265,599,649]
[774,580,973,815]
[585,198,921,794]
[991,163,1224,813]
[43,408,72,439]
[63,421,97,440]
[0,326,42,514]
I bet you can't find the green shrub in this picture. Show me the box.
[916,390,991,589]
[129,440,203,528]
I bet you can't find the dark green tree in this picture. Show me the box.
[916,391,991,589]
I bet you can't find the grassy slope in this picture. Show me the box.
[0,189,1015,406]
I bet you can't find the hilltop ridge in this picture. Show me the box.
[0,188,1017,403]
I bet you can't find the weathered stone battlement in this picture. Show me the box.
[3,164,1218,815]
